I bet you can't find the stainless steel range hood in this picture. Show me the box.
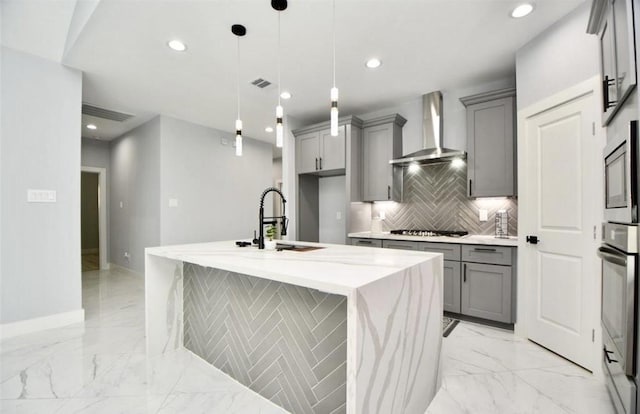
[390,91,466,166]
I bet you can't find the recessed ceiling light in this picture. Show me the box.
[366,58,382,69]
[167,39,187,52]
[511,3,534,18]
[86,124,97,130]
[280,91,292,100]
[265,126,274,133]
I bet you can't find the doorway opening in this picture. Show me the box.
[81,167,108,271]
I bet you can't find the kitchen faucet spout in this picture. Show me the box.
[257,187,288,249]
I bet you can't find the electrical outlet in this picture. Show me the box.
[479,209,488,222]
[336,211,342,220]
[169,198,179,207]
[124,252,130,261]
[120,201,124,208]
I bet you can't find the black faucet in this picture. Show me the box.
[257,187,288,249]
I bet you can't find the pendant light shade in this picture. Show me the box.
[235,119,243,156]
[232,24,246,157]
[273,1,287,149]
[276,105,284,147]
[330,0,339,136]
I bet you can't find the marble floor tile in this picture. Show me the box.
[429,321,617,414]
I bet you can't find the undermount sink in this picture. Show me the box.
[275,243,324,252]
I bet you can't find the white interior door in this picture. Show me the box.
[519,79,601,371]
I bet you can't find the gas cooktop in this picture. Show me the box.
[390,229,469,237]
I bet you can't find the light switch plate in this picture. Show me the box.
[336,211,342,220]
[169,198,179,207]
[27,189,56,203]
[479,209,488,222]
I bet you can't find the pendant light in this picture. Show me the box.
[232,24,246,156]
[330,0,339,136]
[272,0,287,148]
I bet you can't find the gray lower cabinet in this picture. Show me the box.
[382,240,417,250]
[443,260,461,313]
[461,262,512,323]
[351,238,382,248]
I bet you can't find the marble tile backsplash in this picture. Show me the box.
[371,164,517,236]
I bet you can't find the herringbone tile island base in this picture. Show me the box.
[184,263,348,414]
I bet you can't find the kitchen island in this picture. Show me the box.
[145,240,443,414]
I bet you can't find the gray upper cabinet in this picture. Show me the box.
[461,88,516,198]
[362,114,406,202]
[588,0,637,125]
[295,126,345,175]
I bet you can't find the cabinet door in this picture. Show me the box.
[350,238,382,247]
[382,240,417,250]
[296,131,320,174]
[443,260,461,313]
[461,262,512,323]
[600,3,618,124]
[613,0,636,108]
[319,126,345,172]
[467,97,515,197]
[363,125,393,201]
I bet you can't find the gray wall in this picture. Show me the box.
[1,47,82,324]
[516,3,599,109]
[110,117,161,273]
[159,116,273,246]
[81,137,110,169]
[81,172,99,250]
[319,175,346,244]
[357,76,515,154]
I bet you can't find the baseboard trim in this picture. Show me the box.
[0,309,85,340]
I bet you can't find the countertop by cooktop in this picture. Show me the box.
[348,231,518,247]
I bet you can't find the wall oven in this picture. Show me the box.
[599,222,639,414]
[604,120,639,223]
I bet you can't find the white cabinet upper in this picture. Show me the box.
[362,114,406,202]
[296,126,345,175]
[460,88,516,198]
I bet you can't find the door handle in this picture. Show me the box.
[319,157,322,170]
[463,263,467,283]
[526,235,539,244]
[603,76,617,110]
[315,158,318,170]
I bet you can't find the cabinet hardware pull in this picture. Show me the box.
[473,248,496,253]
[603,76,617,110]
[387,185,391,200]
[359,240,372,244]
[463,263,467,282]
[319,157,323,170]
[315,158,318,170]
[469,179,473,196]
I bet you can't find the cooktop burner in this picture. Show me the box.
[390,229,469,237]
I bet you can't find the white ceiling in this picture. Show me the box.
[3,0,585,144]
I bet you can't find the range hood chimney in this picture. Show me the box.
[390,91,466,166]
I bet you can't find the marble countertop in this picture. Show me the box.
[348,232,518,247]
[146,240,440,296]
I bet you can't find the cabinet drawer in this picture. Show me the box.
[351,238,382,248]
[417,242,461,261]
[462,245,512,265]
[382,240,418,250]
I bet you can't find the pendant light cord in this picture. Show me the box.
[332,0,336,88]
[278,11,281,107]
[236,36,241,120]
